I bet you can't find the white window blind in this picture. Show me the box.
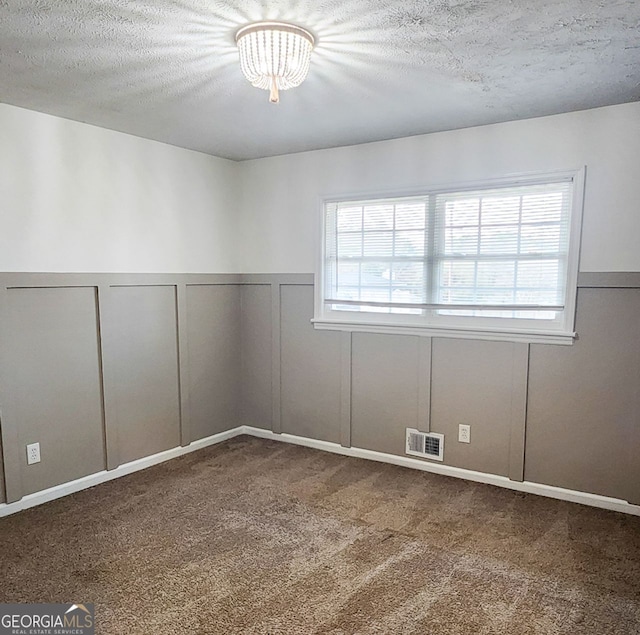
[319,173,582,342]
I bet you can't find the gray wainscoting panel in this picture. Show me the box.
[110,286,181,464]
[280,285,342,443]
[526,288,640,504]
[186,284,241,440]
[240,285,272,429]
[351,333,420,455]
[1,271,638,510]
[431,339,526,477]
[7,287,106,496]
[340,332,353,447]
[507,345,530,482]
[578,272,640,288]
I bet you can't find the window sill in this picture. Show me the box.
[311,318,576,345]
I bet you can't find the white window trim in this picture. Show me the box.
[313,168,586,345]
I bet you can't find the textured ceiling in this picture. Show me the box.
[1,0,639,160]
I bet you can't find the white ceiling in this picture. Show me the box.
[1,1,639,161]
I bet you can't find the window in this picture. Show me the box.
[315,170,584,344]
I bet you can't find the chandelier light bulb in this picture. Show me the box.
[235,21,315,104]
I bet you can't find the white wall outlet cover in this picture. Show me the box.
[26,442,41,465]
[458,424,471,443]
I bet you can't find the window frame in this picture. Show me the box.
[313,168,586,345]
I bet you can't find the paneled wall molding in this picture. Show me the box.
[271,282,282,434]
[0,283,23,503]
[0,273,247,288]
[0,272,638,513]
[0,273,246,504]
[96,284,120,471]
[1,425,639,519]
[417,337,432,433]
[578,272,640,288]
[176,284,192,447]
[507,344,529,482]
[0,427,240,518]
[0,273,316,502]
[242,274,314,286]
[339,332,352,448]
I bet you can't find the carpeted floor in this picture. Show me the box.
[1,435,639,634]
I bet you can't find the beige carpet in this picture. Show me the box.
[1,435,639,634]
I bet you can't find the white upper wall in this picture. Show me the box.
[239,102,640,274]
[0,104,239,273]
[3,102,639,274]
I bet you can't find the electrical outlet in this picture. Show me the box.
[458,424,471,444]
[26,442,41,465]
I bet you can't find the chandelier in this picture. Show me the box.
[235,21,315,104]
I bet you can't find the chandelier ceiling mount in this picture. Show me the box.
[235,21,315,104]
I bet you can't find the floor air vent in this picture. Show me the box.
[406,428,444,461]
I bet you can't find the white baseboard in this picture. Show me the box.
[241,426,640,517]
[0,427,243,518]
[1,424,638,518]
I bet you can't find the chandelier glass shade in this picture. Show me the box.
[235,22,315,104]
